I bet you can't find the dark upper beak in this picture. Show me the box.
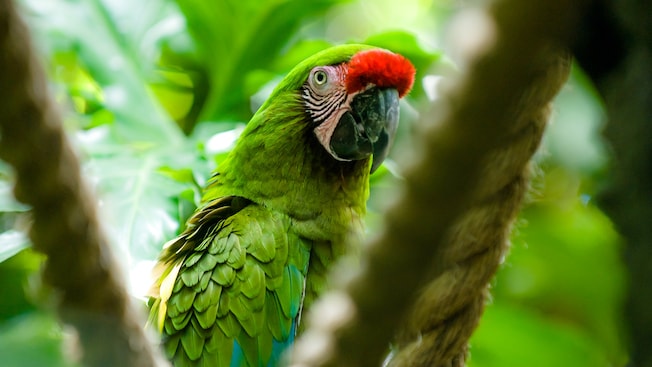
[329,87,399,173]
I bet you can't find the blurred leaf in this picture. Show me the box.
[0,183,28,213]
[78,122,240,278]
[0,230,29,264]
[89,152,196,263]
[0,249,42,322]
[175,0,351,124]
[192,122,245,170]
[149,69,195,122]
[0,163,28,215]
[71,117,243,298]
[469,302,610,367]
[543,65,608,176]
[364,30,442,99]
[0,312,78,367]
[21,0,184,145]
[499,199,625,361]
[272,39,334,72]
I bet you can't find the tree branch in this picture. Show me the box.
[0,2,168,366]
[290,1,580,366]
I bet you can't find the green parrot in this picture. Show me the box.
[148,44,415,366]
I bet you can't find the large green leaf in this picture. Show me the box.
[544,66,609,176]
[174,0,351,124]
[0,182,29,214]
[0,230,29,264]
[89,154,184,261]
[0,162,28,214]
[493,199,627,364]
[85,149,200,297]
[0,249,41,321]
[76,120,243,295]
[21,0,184,146]
[469,302,610,367]
[0,312,78,367]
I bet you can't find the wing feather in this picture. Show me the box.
[149,196,312,366]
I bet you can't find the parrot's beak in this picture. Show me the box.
[329,87,399,173]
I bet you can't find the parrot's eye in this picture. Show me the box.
[305,65,344,97]
[313,70,328,85]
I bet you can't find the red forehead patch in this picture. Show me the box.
[345,49,416,98]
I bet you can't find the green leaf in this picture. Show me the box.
[0,230,30,264]
[272,39,335,73]
[494,199,627,363]
[469,303,611,367]
[0,182,29,213]
[0,312,78,367]
[175,0,350,124]
[0,163,29,213]
[364,30,442,100]
[21,0,184,146]
[544,65,609,175]
[74,118,214,269]
[0,249,42,322]
[88,152,199,263]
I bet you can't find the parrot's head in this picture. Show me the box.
[210,45,415,226]
[266,44,416,173]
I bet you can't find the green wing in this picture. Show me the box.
[149,196,312,366]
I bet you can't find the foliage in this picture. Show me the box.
[0,0,625,366]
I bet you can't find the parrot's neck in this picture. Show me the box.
[204,93,370,242]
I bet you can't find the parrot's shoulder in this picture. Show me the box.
[156,195,252,264]
[149,195,312,366]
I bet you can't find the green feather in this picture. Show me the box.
[264,272,283,290]
[173,346,193,366]
[190,316,213,338]
[239,308,265,338]
[266,292,290,340]
[217,311,241,338]
[180,324,204,361]
[237,329,269,367]
[248,229,276,262]
[171,310,192,330]
[217,290,231,318]
[196,252,218,273]
[258,325,274,365]
[205,330,232,366]
[180,268,200,287]
[240,263,265,299]
[164,315,176,335]
[196,303,219,330]
[184,252,202,267]
[169,287,196,317]
[196,271,211,292]
[230,295,251,322]
[226,243,246,268]
[164,333,180,357]
[211,263,236,286]
[193,280,221,313]
[276,265,304,319]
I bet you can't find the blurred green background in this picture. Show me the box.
[0,0,626,366]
